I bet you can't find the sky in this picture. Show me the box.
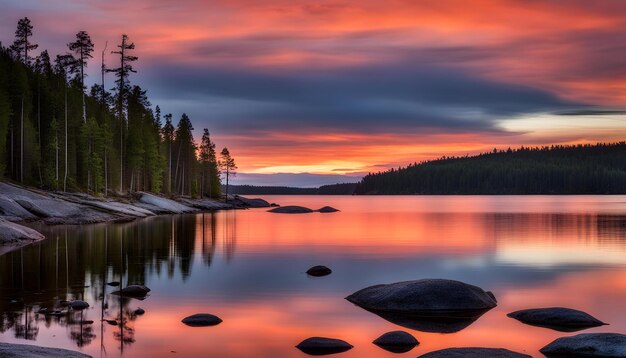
[1,0,626,187]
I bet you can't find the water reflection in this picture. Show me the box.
[0,196,624,357]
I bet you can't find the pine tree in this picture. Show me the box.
[219,148,236,201]
[10,17,38,65]
[199,129,220,198]
[161,113,175,194]
[68,31,94,123]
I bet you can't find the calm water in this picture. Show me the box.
[1,195,626,357]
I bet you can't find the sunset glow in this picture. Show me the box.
[1,0,626,184]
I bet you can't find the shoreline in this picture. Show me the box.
[0,181,272,254]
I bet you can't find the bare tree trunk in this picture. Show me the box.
[20,96,24,183]
[64,85,68,192]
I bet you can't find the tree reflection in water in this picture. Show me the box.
[0,212,229,352]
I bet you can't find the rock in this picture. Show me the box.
[59,300,70,307]
[45,310,66,317]
[508,307,607,332]
[373,331,419,353]
[137,192,196,214]
[134,308,145,315]
[0,342,91,357]
[233,196,271,208]
[317,206,339,213]
[103,319,118,326]
[346,279,497,313]
[307,265,332,277]
[295,337,353,355]
[268,205,314,214]
[0,218,45,244]
[540,333,626,357]
[181,313,222,327]
[419,348,531,357]
[107,281,120,287]
[69,300,90,310]
[270,203,280,207]
[15,199,50,217]
[112,285,151,298]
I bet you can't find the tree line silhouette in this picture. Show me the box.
[355,143,626,194]
[0,17,237,198]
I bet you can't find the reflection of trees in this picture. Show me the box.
[222,210,237,261]
[0,212,236,350]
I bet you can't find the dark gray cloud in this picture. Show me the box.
[145,59,578,136]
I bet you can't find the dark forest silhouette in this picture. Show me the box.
[356,142,626,194]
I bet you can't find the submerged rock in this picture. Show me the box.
[317,206,339,213]
[0,342,91,358]
[540,333,626,357]
[181,313,222,327]
[373,331,419,353]
[296,337,353,355]
[419,348,531,357]
[346,279,497,313]
[508,307,607,332]
[307,265,332,277]
[268,205,314,214]
[69,300,90,310]
[107,281,120,287]
[134,308,145,315]
[112,285,151,298]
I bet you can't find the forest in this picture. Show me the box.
[226,183,357,195]
[355,143,626,194]
[0,17,235,198]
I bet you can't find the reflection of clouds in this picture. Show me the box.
[496,244,626,267]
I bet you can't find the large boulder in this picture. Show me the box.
[419,348,531,357]
[540,333,626,357]
[346,279,497,313]
[296,337,353,355]
[181,313,222,327]
[268,205,314,214]
[373,330,419,353]
[508,307,607,332]
[137,193,196,214]
[0,218,45,244]
[0,342,91,357]
[233,196,271,208]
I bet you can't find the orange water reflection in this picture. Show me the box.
[0,196,625,357]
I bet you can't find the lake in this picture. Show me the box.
[1,195,626,357]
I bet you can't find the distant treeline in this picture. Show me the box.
[0,17,235,198]
[355,143,626,194]
[226,183,358,195]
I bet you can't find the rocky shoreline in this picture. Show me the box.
[0,181,271,252]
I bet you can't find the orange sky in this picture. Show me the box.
[2,0,626,182]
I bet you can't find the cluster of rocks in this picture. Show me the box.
[268,205,339,214]
[297,278,622,356]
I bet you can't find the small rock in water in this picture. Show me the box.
[107,281,120,287]
[268,205,314,214]
[80,320,94,325]
[134,308,145,315]
[181,313,222,327]
[307,265,332,277]
[508,307,607,332]
[419,347,532,357]
[69,300,89,310]
[296,337,353,355]
[540,333,626,357]
[373,331,419,353]
[112,285,151,297]
[317,206,339,213]
[103,319,118,326]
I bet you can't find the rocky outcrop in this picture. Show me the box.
[232,196,271,208]
[0,218,45,244]
[317,206,339,213]
[136,193,197,214]
[508,307,607,332]
[0,342,91,357]
[540,333,626,357]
